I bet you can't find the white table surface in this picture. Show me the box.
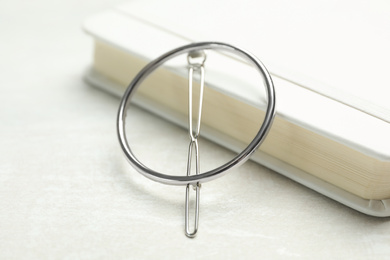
[1,1,390,259]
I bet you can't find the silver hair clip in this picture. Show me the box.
[117,42,276,238]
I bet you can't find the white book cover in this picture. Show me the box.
[83,0,390,216]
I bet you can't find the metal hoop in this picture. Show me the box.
[117,42,276,186]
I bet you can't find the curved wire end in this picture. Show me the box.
[185,183,200,238]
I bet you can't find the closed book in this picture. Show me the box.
[83,0,390,216]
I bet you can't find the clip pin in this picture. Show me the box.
[184,52,206,238]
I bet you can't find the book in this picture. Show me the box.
[83,1,390,216]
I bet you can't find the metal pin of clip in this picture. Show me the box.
[185,51,206,238]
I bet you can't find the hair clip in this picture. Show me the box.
[117,42,276,238]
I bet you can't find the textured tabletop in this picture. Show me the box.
[1,1,390,259]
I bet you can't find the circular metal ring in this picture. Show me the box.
[117,42,276,186]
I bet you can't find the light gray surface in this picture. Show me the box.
[1,1,390,259]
